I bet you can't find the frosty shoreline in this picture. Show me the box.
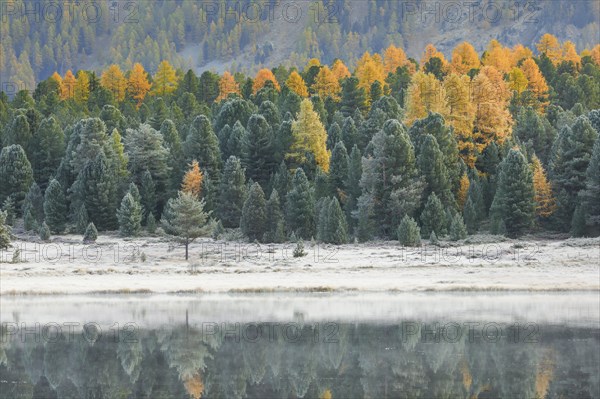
[1,234,599,295]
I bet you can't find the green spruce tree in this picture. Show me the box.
[117,192,143,237]
[286,168,315,239]
[218,156,247,227]
[420,193,447,238]
[398,215,421,247]
[0,144,34,212]
[43,179,66,234]
[241,182,268,241]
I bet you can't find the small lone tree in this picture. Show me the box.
[449,213,468,241]
[398,215,421,247]
[83,222,98,243]
[39,221,51,241]
[0,211,11,250]
[117,192,143,237]
[161,191,211,260]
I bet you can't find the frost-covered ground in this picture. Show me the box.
[0,234,598,295]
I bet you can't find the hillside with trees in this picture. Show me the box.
[1,35,599,249]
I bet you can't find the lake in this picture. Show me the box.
[1,292,599,398]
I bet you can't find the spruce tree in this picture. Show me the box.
[341,117,359,152]
[578,138,600,235]
[24,208,38,231]
[2,197,15,226]
[22,182,44,225]
[345,145,362,228]
[463,197,478,235]
[75,205,89,234]
[227,121,247,160]
[271,161,290,207]
[30,116,65,187]
[329,141,349,201]
[420,193,447,238]
[326,122,342,150]
[241,182,268,241]
[128,182,141,204]
[161,191,211,260]
[418,134,453,207]
[286,168,315,239]
[117,192,143,237]
[449,213,468,241]
[243,114,274,187]
[0,211,11,250]
[39,221,51,241]
[184,115,222,184]
[314,168,330,200]
[146,213,157,234]
[43,179,67,234]
[264,189,285,243]
[571,205,586,237]
[218,156,247,228]
[491,149,536,238]
[83,222,98,243]
[140,170,157,220]
[0,144,34,211]
[398,215,421,247]
[318,197,348,244]
[341,77,368,117]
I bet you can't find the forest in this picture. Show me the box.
[1,35,600,253]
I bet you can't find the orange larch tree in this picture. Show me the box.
[444,73,476,166]
[253,68,280,94]
[127,63,152,107]
[451,42,480,74]
[536,33,562,64]
[286,70,309,97]
[61,70,76,100]
[217,71,241,101]
[101,64,127,102]
[521,58,549,111]
[532,155,557,218]
[421,44,447,67]
[312,66,341,100]
[383,44,408,74]
[331,59,351,80]
[181,160,204,198]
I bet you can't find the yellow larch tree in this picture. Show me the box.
[331,59,351,80]
[405,71,449,126]
[471,66,512,148]
[383,44,408,74]
[511,44,533,66]
[536,33,562,64]
[312,66,341,100]
[532,155,557,218]
[508,67,529,95]
[73,71,90,104]
[61,69,76,100]
[443,73,476,166]
[181,160,204,198]
[451,42,480,74]
[562,41,581,67]
[253,68,280,94]
[50,72,64,95]
[521,58,549,111]
[101,64,127,102]
[183,373,204,399]
[287,99,330,172]
[457,173,470,209]
[127,63,152,107]
[590,44,600,66]
[306,58,321,70]
[482,40,512,73]
[286,70,309,97]
[421,44,447,67]
[152,60,179,97]
[216,71,240,101]
[355,52,385,95]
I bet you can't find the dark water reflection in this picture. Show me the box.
[1,293,598,399]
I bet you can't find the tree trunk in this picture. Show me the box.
[185,242,189,260]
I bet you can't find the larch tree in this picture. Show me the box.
[508,67,529,95]
[451,42,480,74]
[471,66,513,148]
[562,41,581,67]
[181,160,204,198]
[286,71,309,98]
[127,63,152,107]
[536,33,562,65]
[521,58,549,111]
[100,64,127,102]
[152,60,179,97]
[253,69,280,94]
[457,173,470,209]
[216,71,240,101]
[73,71,90,104]
[421,44,447,67]
[383,45,408,74]
[443,73,476,166]
[61,70,76,100]
[161,191,211,260]
[482,39,512,73]
[311,66,341,101]
[184,115,222,186]
[331,59,351,80]
[355,52,385,96]
[531,155,556,219]
[50,72,64,96]
[288,99,330,172]
[405,72,449,126]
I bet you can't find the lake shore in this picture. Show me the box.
[1,234,599,295]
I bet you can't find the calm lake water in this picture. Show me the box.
[1,292,599,399]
